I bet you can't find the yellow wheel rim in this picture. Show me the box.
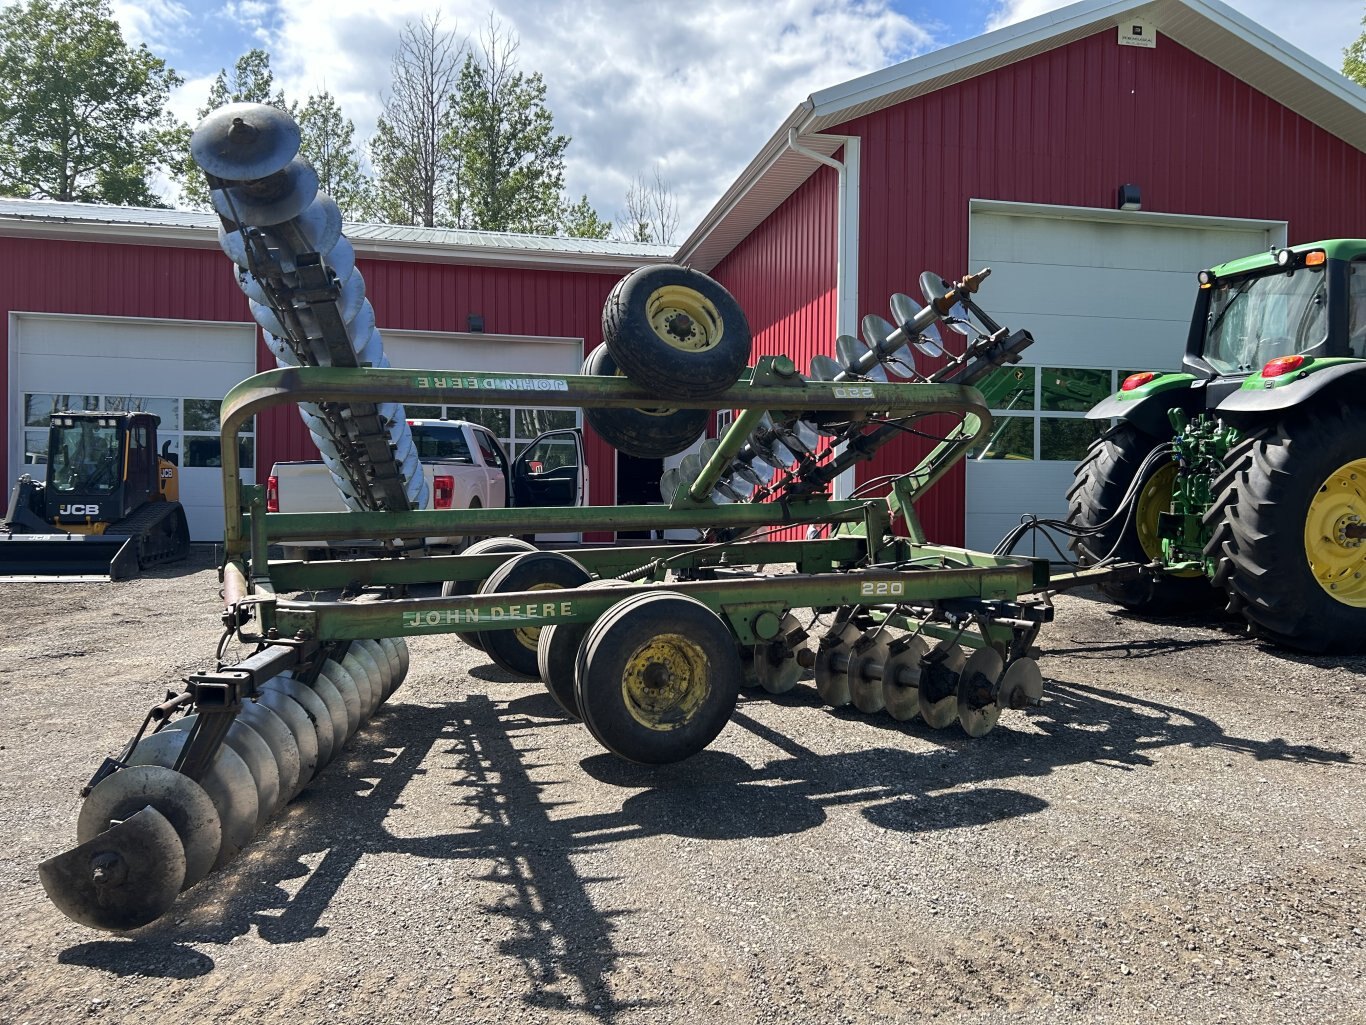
[609,367,676,417]
[513,583,563,651]
[620,632,711,732]
[1304,456,1366,607]
[1135,461,1202,578]
[646,286,723,353]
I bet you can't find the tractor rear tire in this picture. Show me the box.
[1066,422,1218,613]
[1203,404,1366,654]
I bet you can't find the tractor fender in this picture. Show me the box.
[1216,360,1366,417]
[1085,373,1200,438]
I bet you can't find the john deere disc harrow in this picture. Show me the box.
[41,102,1065,933]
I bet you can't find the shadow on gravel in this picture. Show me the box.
[58,939,214,978]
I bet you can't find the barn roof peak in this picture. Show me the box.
[677,0,1366,272]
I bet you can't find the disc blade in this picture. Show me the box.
[217,225,251,270]
[814,619,862,707]
[809,354,843,382]
[882,635,928,721]
[998,656,1044,710]
[386,637,410,693]
[237,701,302,805]
[162,717,280,831]
[659,467,680,502]
[309,671,351,754]
[356,640,393,712]
[919,270,950,304]
[191,102,301,181]
[325,234,356,284]
[41,807,185,932]
[957,647,1005,737]
[337,268,366,324]
[265,675,334,768]
[345,645,386,717]
[890,292,923,328]
[862,314,895,355]
[700,438,721,463]
[255,688,320,791]
[679,453,703,484]
[76,765,220,891]
[847,633,892,715]
[754,640,801,694]
[296,194,342,253]
[322,658,363,736]
[127,729,258,870]
[236,268,270,305]
[918,641,965,728]
[211,157,319,227]
[835,334,871,376]
[914,321,946,359]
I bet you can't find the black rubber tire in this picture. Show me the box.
[602,263,752,400]
[573,591,740,764]
[442,537,538,652]
[1066,421,1219,613]
[475,550,593,677]
[1203,404,1366,654]
[581,345,708,458]
[536,578,631,718]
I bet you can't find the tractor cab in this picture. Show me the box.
[44,411,174,529]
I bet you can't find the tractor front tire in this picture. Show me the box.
[1066,421,1218,614]
[1204,404,1366,654]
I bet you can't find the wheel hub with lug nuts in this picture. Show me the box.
[1305,457,1366,606]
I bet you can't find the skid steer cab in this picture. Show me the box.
[1,411,190,580]
[1068,239,1366,653]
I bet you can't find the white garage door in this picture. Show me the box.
[381,330,583,457]
[963,202,1285,556]
[11,313,258,542]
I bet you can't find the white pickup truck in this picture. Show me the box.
[268,419,586,553]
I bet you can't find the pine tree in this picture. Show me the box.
[297,90,368,221]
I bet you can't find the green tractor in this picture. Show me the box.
[1067,239,1366,654]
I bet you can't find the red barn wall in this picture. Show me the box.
[716,29,1366,545]
[0,235,627,507]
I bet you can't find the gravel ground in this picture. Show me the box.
[0,546,1363,1024]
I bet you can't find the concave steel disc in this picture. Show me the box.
[809,354,843,382]
[40,807,185,932]
[322,658,364,736]
[378,637,408,695]
[236,268,270,305]
[211,157,319,227]
[659,467,680,502]
[890,292,922,329]
[754,640,801,694]
[679,453,703,488]
[998,657,1044,710]
[249,299,287,339]
[339,648,378,717]
[881,635,928,721]
[217,225,251,270]
[814,618,862,707]
[162,716,281,830]
[354,641,392,714]
[191,102,300,181]
[345,299,376,350]
[918,641,966,729]
[337,268,366,323]
[325,234,356,284]
[862,314,895,355]
[265,675,335,768]
[255,687,320,791]
[296,194,342,253]
[847,632,892,715]
[128,729,258,870]
[76,764,220,891]
[957,646,1005,738]
[237,700,302,803]
[308,671,351,754]
[919,270,971,336]
[837,333,888,383]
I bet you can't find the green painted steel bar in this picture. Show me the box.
[217,361,990,553]
[270,561,1040,642]
[686,406,769,503]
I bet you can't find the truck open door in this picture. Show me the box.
[511,429,587,509]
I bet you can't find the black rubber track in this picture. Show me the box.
[1066,421,1219,613]
[1202,403,1366,654]
[580,345,708,458]
[601,263,751,400]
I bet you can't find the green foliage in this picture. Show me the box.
[559,194,611,239]
[177,49,291,209]
[0,0,183,205]
[1344,8,1366,86]
[449,23,569,234]
[296,91,368,221]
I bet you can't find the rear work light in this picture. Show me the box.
[1261,355,1306,378]
[266,475,279,513]
[1121,372,1156,391]
[433,474,454,510]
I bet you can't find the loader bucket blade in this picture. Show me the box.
[40,806,186,932]
[0,534,138,581]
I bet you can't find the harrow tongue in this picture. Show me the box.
[40,806,186,932]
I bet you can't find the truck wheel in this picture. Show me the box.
[536,578,631,719]
[475,551,592,677]
[443,537,538,653]
[1066,422,1217,613]
[602,264,751,400]
[581,345,707,458]
[573,591,740,764]
[1204,404,1366,653]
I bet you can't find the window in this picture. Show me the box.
[971,366,1145,461]
[413,404,580,459]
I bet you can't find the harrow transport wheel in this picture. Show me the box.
[537,578,630,719]
[581,344,709,458]
[1204,405,1366,653]
[444,537,539,651]
[918,641,965,729]
[882,635,928,721]
[574,592,741,764]
[956,647,1004,738]
[602,264,752,400]
[477,551,593,678]
[76,764,222,891]
[40,807,186,932]
[1067,422,1217,613]
[128,730,259,870]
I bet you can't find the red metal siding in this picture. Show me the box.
[722,30,1366,545]
[0,236,625,513]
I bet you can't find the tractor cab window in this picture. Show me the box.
[1349,261,1366,359]
[50,421,121,495]
[1203,265,1327,375]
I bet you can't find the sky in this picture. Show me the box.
[96,0,1366,237]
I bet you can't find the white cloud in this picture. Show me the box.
[109,0,193,53]
[209,0,934,236]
